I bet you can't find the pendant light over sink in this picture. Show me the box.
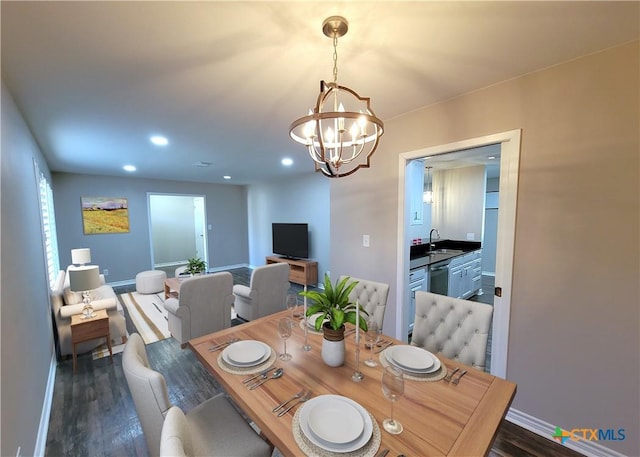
[423,166,433,204]
[289,16,384,178]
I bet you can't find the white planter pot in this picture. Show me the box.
[321,337,345,367]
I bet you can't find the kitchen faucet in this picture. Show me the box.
[429,228,440,250]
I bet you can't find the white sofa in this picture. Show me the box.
[50,268,127,357]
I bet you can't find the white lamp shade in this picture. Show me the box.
[71,248,91,265]
[69,266,101,292]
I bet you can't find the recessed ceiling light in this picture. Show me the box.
[150,135,168,146]
[123,165,136,172]
[223,175,231,180]
[281,158,293,166]
[487,156,496,160]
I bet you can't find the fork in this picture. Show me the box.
[277,391,311,417]
[443,367,459,383]
[452,369,467,385]
[373,341,393,354]
[208,337,239,351]
[272,389,307,412]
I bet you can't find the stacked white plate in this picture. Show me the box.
[299,395,373,453]
[385,345,441,374]
[222,340,271,367]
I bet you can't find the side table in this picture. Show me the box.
[71,309,112,374]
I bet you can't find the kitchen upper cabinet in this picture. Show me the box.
[408,159,424,225]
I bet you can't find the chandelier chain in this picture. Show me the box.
[332,33,339,85]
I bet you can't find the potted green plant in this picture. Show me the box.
[300,274,368,366]
[185,257,207,275]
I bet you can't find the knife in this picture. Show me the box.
[374,341,393,354]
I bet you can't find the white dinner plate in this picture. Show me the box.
[388,345,434,371]
[308,397,364,444]
[222,340,269,367]
[385,347,441,374]
[299,395,372,453]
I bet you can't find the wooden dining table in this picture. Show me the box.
[189,309,516,457]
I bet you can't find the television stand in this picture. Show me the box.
[266,256,318,286]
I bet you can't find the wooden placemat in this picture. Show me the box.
[292,406,381,457]
[379,347,447,382]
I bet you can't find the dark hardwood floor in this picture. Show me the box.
[45,268,583,457]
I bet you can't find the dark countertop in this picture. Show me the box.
[409,239,481,270]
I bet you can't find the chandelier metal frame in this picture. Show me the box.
[289,16,384,178]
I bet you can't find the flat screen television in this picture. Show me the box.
[272,223,309,259]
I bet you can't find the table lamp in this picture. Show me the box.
[71,248,91,266]
[69,265,101,318]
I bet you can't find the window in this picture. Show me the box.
[35,160,60,288]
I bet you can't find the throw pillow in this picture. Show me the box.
[63,287,83,305]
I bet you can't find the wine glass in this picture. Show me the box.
[364,319,381,367]
[381,365,404,434]
[278,317,293,361]
[286,293,298,319]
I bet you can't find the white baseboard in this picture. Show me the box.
[35,352,57,457]
[209,263,249,272]
[506,409,628,457]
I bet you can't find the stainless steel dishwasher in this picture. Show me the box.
[429,261,450,296]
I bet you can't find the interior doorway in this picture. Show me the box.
[397,129,521,378]
[148,193,208,276]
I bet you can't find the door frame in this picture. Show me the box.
[396,129,521,378]
[147,193,209,270]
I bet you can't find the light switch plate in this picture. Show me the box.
[363,234,370,247]
[466,233,475,240]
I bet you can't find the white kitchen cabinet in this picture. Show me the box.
[448,249,483,299]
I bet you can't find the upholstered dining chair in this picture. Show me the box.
[339,275,390,330]
[411,291,493,371]
[163,272,234,348]
[123,333,272,457]
[233,262,290,321]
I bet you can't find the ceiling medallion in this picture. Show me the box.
[289,16,384,178]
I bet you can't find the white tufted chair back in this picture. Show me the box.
[411,291,493,371]
[339,276,390,330]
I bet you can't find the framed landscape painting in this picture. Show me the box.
[81,197,130,234]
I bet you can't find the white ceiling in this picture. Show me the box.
[2,1,638,185]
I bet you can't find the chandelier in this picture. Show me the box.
[289,16,384,178]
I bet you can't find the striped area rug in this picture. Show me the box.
[118,291,171,344]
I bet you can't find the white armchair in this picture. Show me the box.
[411,291,493,371]
[339,275,390,330]
[163,272,234,348]
[233,263,290,321]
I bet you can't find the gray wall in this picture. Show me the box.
[53,173,249,282]
[1,82,55,457]
[247,173,329,284]
[330,42,639,455]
